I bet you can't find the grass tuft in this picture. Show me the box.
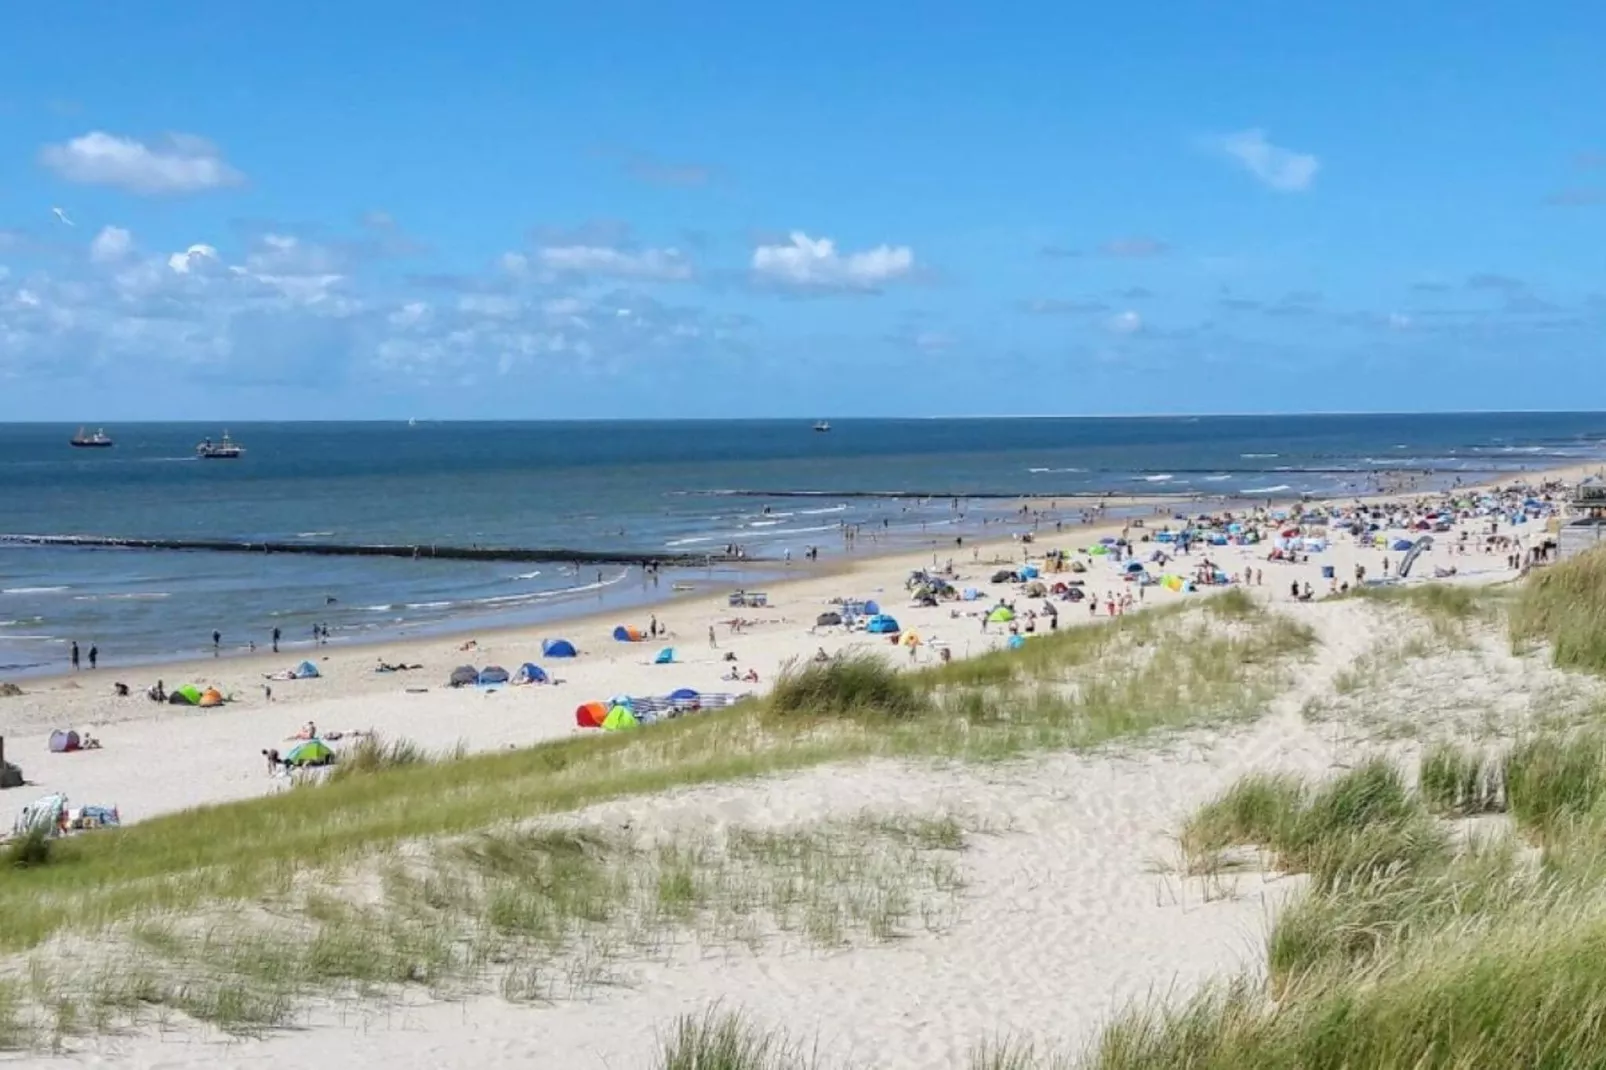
[1506,729,1606,836]
[326,734,429,782]
[768,653,929,720]
[1,826,55,870]
[1419,742,1506,817]
[1510,546,1606,672]
[656,1008,817,1070]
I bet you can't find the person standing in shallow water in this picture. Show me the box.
[70,641,80,671]
[88,645,97,670]
[271,626,280,654]
[212,630,221,656]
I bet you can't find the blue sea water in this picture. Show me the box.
[1,414,1603,675]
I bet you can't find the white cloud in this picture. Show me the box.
[167,244,220,274]
[1214,129,1319,192]
[1106,310,1144,335]
[39,131,245,194]
[750,231,914,291]
[1387,312,1413,331]
[89,226,133,264]
[535,244,693,281]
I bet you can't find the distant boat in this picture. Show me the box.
[408,418,418,428]
[196,431,244,459]
[813,421,832,433]
[69,427,114,449]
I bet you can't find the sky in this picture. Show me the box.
[1,2,1604,420]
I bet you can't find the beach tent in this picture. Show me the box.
[1125,561,1145,573]
[669,687,700,702]
[865,614,900,634]
[601,705,639,731]
[293,660,320,679]
[863,600,881,615]
[654,648,675,665]
[612,625,646,642]
[1088,544,1109,556]
[1020,565,1040,579]
[987,606,1015,623]
[816,612,843,627]
[478,665,510,686]
[448,665,479,688]
[575,701,608,728]
[1391,539,1415,552]
[542,638,577,658]
[13,794,67,838]
[1161,574,1186,592]
[47,729,80,753]
[513,663,548,685]
[962,587,980,601]
[168,684,203,706]
[285,739,335,767]
[198,687,224,707]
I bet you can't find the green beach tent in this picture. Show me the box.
[285,739,335,766]
[601,705,639,731]
[169,684,204,706]
[987,606,1015,623]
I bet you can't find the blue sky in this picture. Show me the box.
[1,2,1603,420]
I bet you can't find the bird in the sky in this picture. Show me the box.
[51,207,75,226]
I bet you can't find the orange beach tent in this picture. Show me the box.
[575,701,608,728]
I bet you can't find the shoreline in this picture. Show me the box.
[3,462,1592,693]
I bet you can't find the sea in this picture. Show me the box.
[2,414,1604,677]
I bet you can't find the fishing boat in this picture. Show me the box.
[196,431,244,459]
[69,427,114,449]
[813,420,831,433]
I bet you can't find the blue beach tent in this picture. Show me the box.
[669,687,700,701]
[863,600,881,615]
[654,647,675,664]
[478,665,510,686]
[542,638,577,658]
[513,663,548,684]
[293,660,320,679]
[865,614,900,634]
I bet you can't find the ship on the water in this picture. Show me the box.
[813,420,831,432]
[69,427,114,448]
[196,431,245,459]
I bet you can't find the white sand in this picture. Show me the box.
[2,467,1588,1068]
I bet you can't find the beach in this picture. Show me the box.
[0,459,1597,1068]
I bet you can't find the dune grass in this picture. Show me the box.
[655,1008,819,1070]
[0,598,1315,966]
[3,810,971,1047]
[995,731,1606,1069]
[1418,741,1506,816]
[1510,545,1606,672]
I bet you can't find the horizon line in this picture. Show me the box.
[5,408,1606,425]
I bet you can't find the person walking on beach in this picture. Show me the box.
[70,641,80,671]
[88,645,97,670]
[271,626,281,654]
[212,630,221,656]
[708,625,717,649]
